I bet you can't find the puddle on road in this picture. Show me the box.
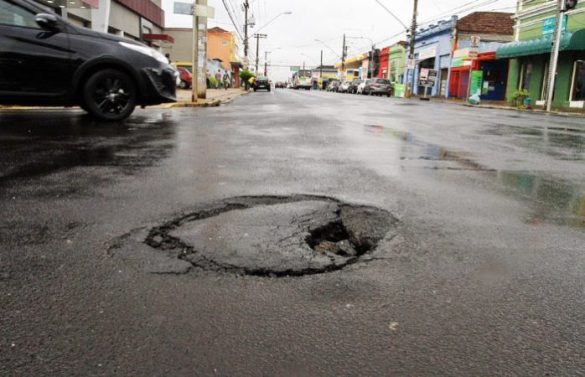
[0,111,178,185]
[497,171,585,228]
[112,195,398,277]
[362,124,585,228]
[480,124,585,161]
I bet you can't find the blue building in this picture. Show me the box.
[405,16,458,97]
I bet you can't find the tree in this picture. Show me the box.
[240,69,255,89]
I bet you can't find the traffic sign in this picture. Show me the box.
[173,1,192,15]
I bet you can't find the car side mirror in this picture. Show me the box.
[35,13,61,32]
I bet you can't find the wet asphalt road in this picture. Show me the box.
[1,90,585,376]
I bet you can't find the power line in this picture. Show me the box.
[220,0,244,41]
[373,0,409,30]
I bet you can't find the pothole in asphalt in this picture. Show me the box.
[112,195,398,277]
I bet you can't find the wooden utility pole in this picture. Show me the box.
[406,0,418,98]
[243,0,249,58]
[192,0,208,102]
[264,51,269,76]
[341,34,346,77]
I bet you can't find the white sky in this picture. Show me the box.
[162,0,517,81]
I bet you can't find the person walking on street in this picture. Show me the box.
[223,72,230,90]
[215,70,222,89]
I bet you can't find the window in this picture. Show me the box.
[571,60,585,101]
[0,0,39,28]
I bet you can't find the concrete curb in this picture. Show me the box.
[463,103,585,118]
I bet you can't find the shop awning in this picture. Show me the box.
[496,29,585,59]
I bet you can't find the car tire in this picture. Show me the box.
[179,80,187,89]
[83,69,136,122]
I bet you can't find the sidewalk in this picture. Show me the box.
[163,88,248,108]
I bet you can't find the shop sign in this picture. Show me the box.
[543,15,567,35]
[418,47,436,61]
[419,68,438,87]
[469,70,484,97]
[470,36,481,48]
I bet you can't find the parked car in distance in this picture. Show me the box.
[357,80,370,95]
[177,67,192,89]
[338,81,351,93]
[348,79,363,94]
[327,80,340,92]
[363,78,392,96]
[254,76,271,92]
[0,0,178,121]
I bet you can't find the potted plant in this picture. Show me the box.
[511,89,530,109]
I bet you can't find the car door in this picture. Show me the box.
[0,0,71,101]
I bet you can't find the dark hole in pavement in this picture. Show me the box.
[138,195,397,277]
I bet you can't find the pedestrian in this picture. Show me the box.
[223,72,230,90]
[215,70,222,89]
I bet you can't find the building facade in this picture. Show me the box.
[497,0,585,109]
[449,12,514,100]
[405,16,458,97]
[162,27,242,87]
[34,0,167,46]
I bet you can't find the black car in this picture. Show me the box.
[254,77,271,92]
[363,78,392,96]
[0,0,177,121]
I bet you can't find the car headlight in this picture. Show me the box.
[119,41,168,64]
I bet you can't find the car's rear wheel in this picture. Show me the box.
[83,69,137,122]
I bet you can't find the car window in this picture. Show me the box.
[0,0,40,28]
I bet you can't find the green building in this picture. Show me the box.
[497,0,585,109]
[388,42,407,97]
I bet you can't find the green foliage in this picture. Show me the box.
[208,76,218,88]
[240,69,254,82]
[511,89,530,108]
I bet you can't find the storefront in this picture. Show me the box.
[377,47,390,79]
[405,16,458,98]
[449,50,508,100]
[496,0,585,110]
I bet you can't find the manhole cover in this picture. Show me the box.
[113,195,398,277]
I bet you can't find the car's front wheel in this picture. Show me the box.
[82,69,137,122]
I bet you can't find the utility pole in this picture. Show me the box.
[320,50,323,78]
[341,34,346,78]
[192,0,208,102]
[406,0,418,98]
[243,0,249,59]
[546,0,566,112]
[254,33,267,74]
[264,51,269,76]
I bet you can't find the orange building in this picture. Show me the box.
[208,27,242,87]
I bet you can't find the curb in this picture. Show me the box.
[463,103,585,118]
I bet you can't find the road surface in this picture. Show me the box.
[1,90,585,376]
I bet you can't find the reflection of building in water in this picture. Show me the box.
[497,171,585,227]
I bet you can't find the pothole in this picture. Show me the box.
[113,195,398,277]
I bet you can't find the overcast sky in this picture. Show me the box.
[162,0,517,81]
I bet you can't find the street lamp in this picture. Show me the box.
[248,11,293,37]
[314,39,342,60]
